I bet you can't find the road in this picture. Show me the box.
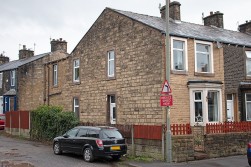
[0,132,129,167]
[0,131,249,167]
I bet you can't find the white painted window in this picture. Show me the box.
[73,97,79,119]
[171,37,188,71]
[195,41,214,73]
[189,86,222,126]
[245,94,251,121]
[53,64,58,86]
[108,51,115,77]
[73,59,80,82]
[10,70,15,86]
[246,51,251,76]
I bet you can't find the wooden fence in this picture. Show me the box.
[5,111,30,130]
[206,121,251,134]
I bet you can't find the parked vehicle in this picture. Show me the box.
[53,126,127,162]
[0,114,5,130]
[247,142,251,166]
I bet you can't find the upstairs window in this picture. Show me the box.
[195,41,213,73]
[107,50,115,78]
[246,51,251,76]
[73,59,80,82]
[10,70,15,86]
[171,38,187,71]
[53,64,58,86]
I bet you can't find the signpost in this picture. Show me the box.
[160,95,173,106]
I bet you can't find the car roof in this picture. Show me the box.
[75,126,118,131]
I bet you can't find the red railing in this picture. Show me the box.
[206,121,251,134]
[171,123,192,135]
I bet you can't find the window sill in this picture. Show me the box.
[107,76,116,80]
[246,75,251,80]
[171,70,188,75]
[72,81,81,85]
[194,72,215,77]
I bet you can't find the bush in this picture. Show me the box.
[30,105,79,141]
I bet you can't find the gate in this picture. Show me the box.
[193,125,205,152]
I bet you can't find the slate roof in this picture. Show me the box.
[110,8,251,47]
[0,52,50,72]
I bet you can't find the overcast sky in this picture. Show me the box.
[0,0,250,60]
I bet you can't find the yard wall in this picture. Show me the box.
[126,135,194,162]
[204,132,250,158]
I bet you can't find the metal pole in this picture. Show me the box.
[165,0,172,163]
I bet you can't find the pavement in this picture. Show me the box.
[127,161,173,167]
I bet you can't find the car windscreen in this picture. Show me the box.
[100,129,123,139]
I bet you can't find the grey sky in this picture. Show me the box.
[0,0,250,60]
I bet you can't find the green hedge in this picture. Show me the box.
[30,105,79,141]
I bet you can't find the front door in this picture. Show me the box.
[227,94,234,121]
[109,95,116,124]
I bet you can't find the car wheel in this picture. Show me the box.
[53,142,62,155]
[83,148,94,162]
[112,155,121,161]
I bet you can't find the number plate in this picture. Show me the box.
[111,146,120,151]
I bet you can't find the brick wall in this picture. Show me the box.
[170,39,225,124]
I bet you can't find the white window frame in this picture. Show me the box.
[73,97,79,118]
[73,59,80,82]
[245,51,251,76]
[53,64,58,86]
[171,37,188,71]
[0,73,2,89]
[194,40,214,73]
[10,70,15,86]
[109,95,116,124]
[189,85,222,126]
[107,50,115,77]
[245,93,251,121]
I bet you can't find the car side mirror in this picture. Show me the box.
[63,134,69,138]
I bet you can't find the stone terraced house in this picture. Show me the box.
[0,39,69,112]
[63,2,251,126]
[1,1,251,128]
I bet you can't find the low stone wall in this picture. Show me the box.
[5,127,30,138]
[126,135,194,162]
[204,132,251,158]
[172,135,194,162]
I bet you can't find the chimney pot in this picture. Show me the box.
[210,11,213,15]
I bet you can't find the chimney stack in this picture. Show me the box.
[0,53,9,65]
[203,11,224,28]
[239,21,251,34]
[50,38,67,52]
[19,45,34,60]
[160,1,181,21]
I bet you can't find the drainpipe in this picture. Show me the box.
[47,65,50,105]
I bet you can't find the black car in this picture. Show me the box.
[53,126,127,162]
